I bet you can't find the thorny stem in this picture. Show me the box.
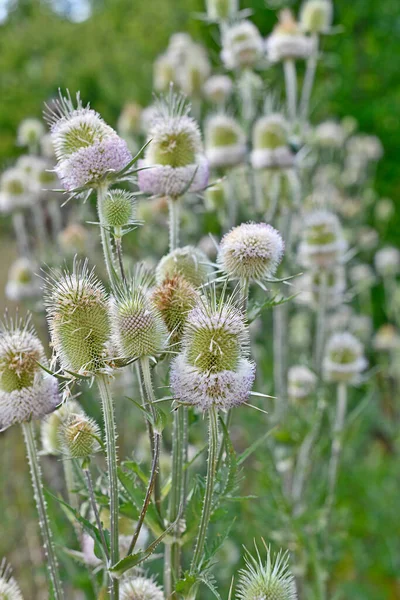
[168,196,180,252]
[300,34,319,124]
[326,382,348,521]
[84,468,110,561]
[127,357,161,556]
[190,405,219,573]
[114,229,126,284]
[283,59,298,123]
[96,374,119,600]
[62,456,78,511]
[314,270,328,375]
[97,184,118,292]
[22,421,64,599]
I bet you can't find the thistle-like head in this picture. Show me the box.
[206,0,238,21]
[253,114,290,150]
[17,118,45,148]
[323,332,367,383]
[0,168,34,213]
[205,114,246,168]
[156,246,212,288]
[221,20,264,69]
[298,210,347,268]
[152,275,199,345]
[102,189,136,228]
[41,399,83,455]
[120,575,164,600]
[44,260,110,375]
[59,412,101,459]
[0,559,24,600]
[300,0,333,34]
[218,222,285,282]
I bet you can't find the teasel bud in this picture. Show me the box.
[206,0,238,21]
[101,189,136,228]
[203,75,233,105]
[323,332,367,383]
[170,292,256,411]
[59,412,101,460]
[17,117,45,149]
[5,257,41,302]
[58,223,89,256]
[138,90,209,198]
[152,275,200,344]
[156,246,212,287]
[298,210,347,268]
[236,544,297,600]
[218,222,285,282]
[44,260,111,375]
[110,268,168,360]
[251,114,294,170]
[374,246,400,277]
[266,9,315,63]
[0,167,34,214]
[120,576,164,600]
[221,20,264,69]
[0,317,60,430]
[0,558,24,600]
[205,114,246,169]
[300,0,333,34]
[44,90,132,191]
[41,399,83,455]
[288,365,316,401]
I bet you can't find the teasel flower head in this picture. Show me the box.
[5,258,41,303]
[120,575,164,600]
[205,114,247,169]
[266,9,315,63]
[44,90,132,191]
[44,260,111,375]
[218,222,285,282]
[59,412,101,460]
[206,0,238,21]
[221,20,264,70]
[373,324,400,352]
[170,289,255,411]
[203,75,233,105]
[314,121,346,149]
[177,44,211,97]
[102,189,136,228]
[58,223,90,256]
[374,246,400,277]
[41,399,83,455]
[300,0,333,34]
[17,117,45,149]
[0,167,35,213]
[251,114,294,170]
[298,210,347,268]
[156,245,213,288]
[138,89,209,197]
[110,267,168,361]
[152,275,200,345]
[323,332,367,383]
[0,316,60,431]
[288,365,316,401]
[0,558,24,600]
[294,266,346,309]
[236,544,297,600]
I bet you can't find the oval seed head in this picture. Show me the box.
[323,332,367,384]
[110,268,168,360]
[218,222,285,281]
[266,9,315,63]
[41,399,84,455]
[102,189,136,228]
[253,114,289,150]
[17,117,45,148]
[298,210,347,268]
[203,75,233,105]
[288,365,317,401]
[205,114,246,169]
[6,257,41,302]
[0,559,24,600]
[206,0,238,21]
[0,317,60,430]
[59,412,101,459]
[0,167,34,213]
[236,545,297,600]
[156,246,212,287]
[45,261,110,375]
[152,275,200,344]
[221,20,264,69]
[300,0,333,33]
[120,576,164,600]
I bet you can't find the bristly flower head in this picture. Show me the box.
[138,88,209,198]
[0,167,35,214]
[102,189,136,228]
[110,267,168,360]
[0,558,24,600]
[251,114,294,170]
[156,245,213,288]
[203,74,233,105]
[236,544,297,600]
[298,210,347,268]
[300,0,333,34]
[17,118,45,149]
[221,20,264,70]
[44,260,111,375]
[206,0,238,22]
[6,257,41,303]
[170,288,255,411]
[218,222,285,282]
[44,90,132,191]
[205,114,246,169]
[323,332,367,384]
[120,575,164,600]
[0,316,60,430]
[41,399,83,455]
[59,412,101,460]
[266,9,315,63]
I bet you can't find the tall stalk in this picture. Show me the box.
[168,196,180,252]
[283,59,298,123]
[96,374,119,600]
[22,421,64,599]
[300,34,319,124]
[97,184,118,292]
[326,382,348,520]
[314,270,328,374]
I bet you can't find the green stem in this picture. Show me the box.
[300,34,319,124]
[84,468,110,561]
[190,406,219,573]
[114,229,126,285]
[314,270,328,375]
[168,196,180,252]
[22,421,64,599]
[283,59,298,123]
[96,374,119,600]
[97,184,118,292]
[62,457,79,515]
[326,382,347,520]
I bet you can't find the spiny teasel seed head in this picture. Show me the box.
[236,544,297,600]
[205,114,246,169]
[44,260,111,375]
[17,118,45,148]
[44,90,131,191]
[218,222,285,282]
[0,168,34,213]
[120,575,164,600]
[323,332,367,383]
[300,0,333,34]
[253,114,289,150]
[221,20,264,69]
[110,268,168,360]
[206,0,238,21]
[298,210,347,268]
[59,412,101,459]
[152,275,199,344]
[41,399,83,455]
[266,9,315,63]
[156,246,212,288]
[102,189,136,228]
[0,558,24,600]
[203,74,233,105]
[6,257,41,302]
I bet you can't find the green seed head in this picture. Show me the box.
[253,114,289,150]
[41,400,83,455]
[300,0,332,33]
[102,189,136,228]
[152,275,199,344]
[156,246,212,288]
[207,116,242,147]
[148,121,200,167]
[59,412,101,459]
